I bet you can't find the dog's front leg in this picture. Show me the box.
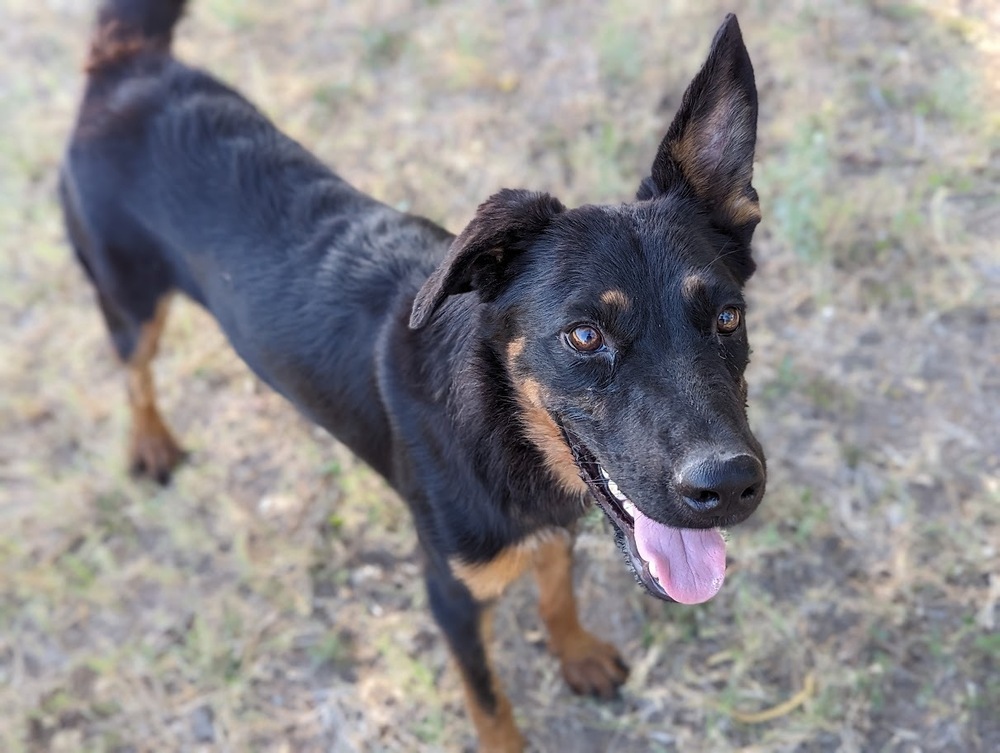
[532,531,629,698]
[425,563,525,753]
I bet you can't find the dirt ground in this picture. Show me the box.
[1,1,998,751]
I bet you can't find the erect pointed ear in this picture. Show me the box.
[641,14,760,247]
[409,188,564,330]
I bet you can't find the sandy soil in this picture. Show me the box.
[1,1,997,751]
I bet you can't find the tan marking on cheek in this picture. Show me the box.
[504,338,587,497]
[520,377,542,406]
[599,289,631,309]
[506,336,526,363]
[511,378,588,496]
[450,528,569,602]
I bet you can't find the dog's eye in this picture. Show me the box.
[566,325,604,353]
[717,307,742,334]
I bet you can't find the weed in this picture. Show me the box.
[361,27,408,68]
[597,13,642,86]
[758,125,833,266]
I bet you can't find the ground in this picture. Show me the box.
[1,1,998,751]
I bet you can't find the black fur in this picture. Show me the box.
[62,2,767,746]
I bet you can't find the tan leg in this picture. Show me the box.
[124,296,185,483]
[532,532,629,698]
[432,553,529,752]
[457,608,525,753]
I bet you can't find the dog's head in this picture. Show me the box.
[410,15,764,604]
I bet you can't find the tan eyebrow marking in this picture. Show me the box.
[599,289,631,309]
[681,274,707,302]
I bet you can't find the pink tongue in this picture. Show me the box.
[633,511,726,604]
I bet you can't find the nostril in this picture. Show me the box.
[695,490,719,506]
[740,485,757,501]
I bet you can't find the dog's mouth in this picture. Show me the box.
[563,429,727,604]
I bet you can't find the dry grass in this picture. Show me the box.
[1,1,998,751]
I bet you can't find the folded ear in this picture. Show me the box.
[409,189,564,329]
[641,14,760,249]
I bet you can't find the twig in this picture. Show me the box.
[730,673,816,724]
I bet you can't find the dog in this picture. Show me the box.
[60,1,766,749]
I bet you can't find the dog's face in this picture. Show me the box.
[410,15,764,603]
[499,197,765,604]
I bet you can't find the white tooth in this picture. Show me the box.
[647,559,660,583]
[607,479,627,501]
[599,466,610,479]
[623,500,637,518]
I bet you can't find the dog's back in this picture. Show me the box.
[61,0,456,477]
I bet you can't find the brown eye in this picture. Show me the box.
[567,325,604,352]
[717,307,742,334]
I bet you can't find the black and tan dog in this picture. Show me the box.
[61,1,767,749]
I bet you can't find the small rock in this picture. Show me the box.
[190,704,215,743]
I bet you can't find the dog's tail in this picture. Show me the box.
[86,0,189,74]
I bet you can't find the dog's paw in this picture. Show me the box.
[128,421,186,485]
[555,631,629,699]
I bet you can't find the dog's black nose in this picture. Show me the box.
[677,454,764,515]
